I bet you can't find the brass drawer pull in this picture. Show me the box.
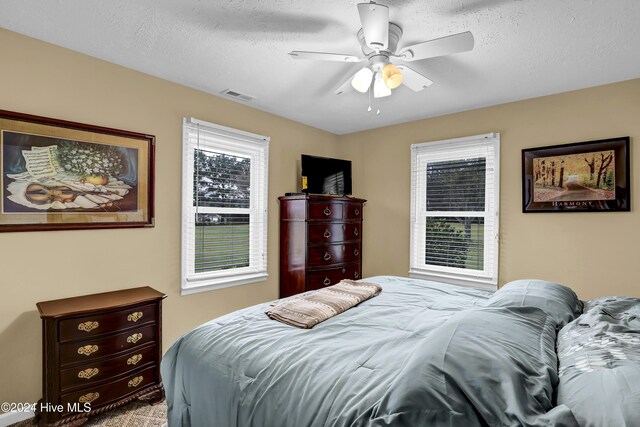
[77,345,98,356]
[78,368,99,379]
[77,321,99,332]
[127,333,143,344]
[323,252,331,261]
[323,207,331,216]
[127,311,143,322]
[79,392,99,404]
[128,376,143,388]
[127,354,143,365]
[78,368,100,380]
[354,228,359,236]
[354,249,359,256]
[323,277,331,286]
[323,230,331,238]
[354,272,359,279]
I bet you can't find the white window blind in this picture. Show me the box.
[181,117,269,295]
[410,133,500,289]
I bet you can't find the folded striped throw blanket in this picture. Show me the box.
[266,280,382,329]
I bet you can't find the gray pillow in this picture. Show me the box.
[487,279,583,328]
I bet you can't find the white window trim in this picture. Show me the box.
[181,117,269,295]
[409,133,500,290]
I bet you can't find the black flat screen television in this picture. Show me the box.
[301,154,352,195]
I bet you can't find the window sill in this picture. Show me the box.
[181,272,268,295]
[409,269,497,291]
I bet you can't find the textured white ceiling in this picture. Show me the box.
[1,0,639,134]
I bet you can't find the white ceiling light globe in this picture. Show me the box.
[373,72,392,98]
[351,67,374,93]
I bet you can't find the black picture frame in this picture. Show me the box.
[522,137,630,213]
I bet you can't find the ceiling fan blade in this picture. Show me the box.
[357,2,389,50]
[334,70,361,95]
[395,65,433,91]
[397,31,474,61]
[289,51,362,62]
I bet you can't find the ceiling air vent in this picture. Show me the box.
[220,89,255,103]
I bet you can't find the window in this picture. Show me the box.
[410,133,499,289]
[181,117,269,295]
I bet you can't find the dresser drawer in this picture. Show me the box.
[308,223,361,243]
[308,243,360,267]
[307,263,362,290]
[344,223,361,241]
[60,324,156,366]
[308,223,344,242]
[60,344,156,391]
[308,202,343,220]
[60,365,157,415]
[344,202,363,219]
[342,243,361,263]
[59,303,156,342]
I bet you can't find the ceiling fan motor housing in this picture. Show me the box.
[357,1,390,50]
[357,23,402,57]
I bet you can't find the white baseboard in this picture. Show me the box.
[0,410,35,427]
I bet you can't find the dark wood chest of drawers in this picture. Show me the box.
[36,287,166,426]
[279,194,366,297]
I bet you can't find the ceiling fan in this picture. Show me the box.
[289,1,474,111]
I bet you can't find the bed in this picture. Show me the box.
[160,276,640,427]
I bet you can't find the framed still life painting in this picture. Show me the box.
[0,109,155,231]
[522,136,630,212]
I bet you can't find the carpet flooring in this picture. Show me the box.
[9,400,167,427]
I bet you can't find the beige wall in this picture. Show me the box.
[338,79,640,301]
[1,27,638,406]
[0,29,339,404]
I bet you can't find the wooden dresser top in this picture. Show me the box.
[278,194,366,203]
[37,286,166,318]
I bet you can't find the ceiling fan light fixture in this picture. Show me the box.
[351,67,374,93]
[290,2,474,105]
[382,63,403,89]
[373,72,391,98]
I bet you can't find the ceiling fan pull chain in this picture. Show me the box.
[368,86,372,112]
[376,97,381,115]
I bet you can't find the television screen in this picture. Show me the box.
[301,154,352,195]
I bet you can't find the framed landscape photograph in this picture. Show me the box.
[522,137,630,212]
[0,109,155,231]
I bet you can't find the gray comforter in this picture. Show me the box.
[161,276,579,426]
[557,296,640,427]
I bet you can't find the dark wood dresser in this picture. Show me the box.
[279,194,366,297]
[36,287,166,426]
